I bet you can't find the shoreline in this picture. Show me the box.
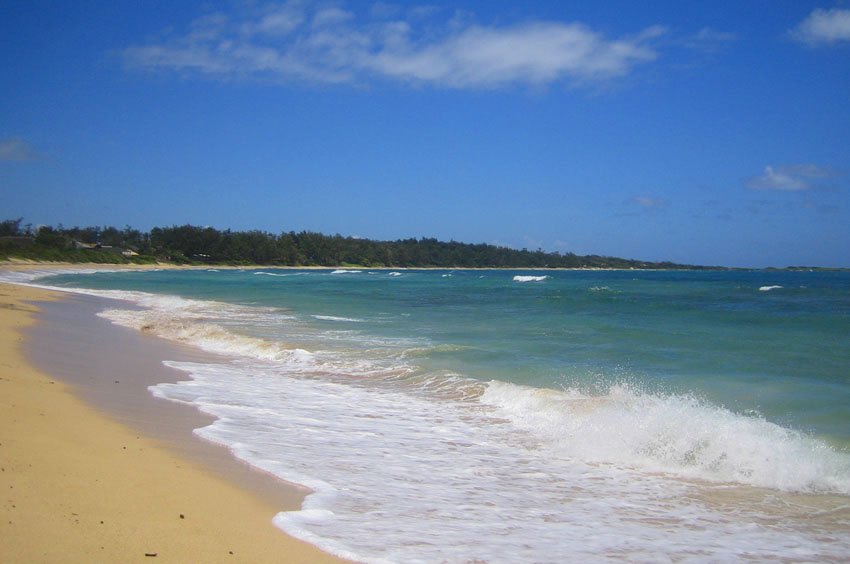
[5,257,846,272]
[0,258,726,272]
[25,292,313,513]
[0,280,346,562]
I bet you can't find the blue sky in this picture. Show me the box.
[2,1,849,267]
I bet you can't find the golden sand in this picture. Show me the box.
[0,280,345,563]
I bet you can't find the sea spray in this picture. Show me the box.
[480,381,850,493]
[513,275,549,282]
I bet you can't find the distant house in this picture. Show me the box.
[72,240,138,257]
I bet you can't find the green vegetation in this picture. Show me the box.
[0,218,157,265]
[1,218,710,269]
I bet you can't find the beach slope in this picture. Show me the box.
[0,282,343,563]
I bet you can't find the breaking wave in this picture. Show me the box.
[312,315,365,323]
[481,381,850,494]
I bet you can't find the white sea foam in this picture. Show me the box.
[151,360,850,563]
[312,315,365,323]
[513,275,549,282]
[331,269,361,274]
[0,267,125,287]
[387,272,403,277]
[254,271,301,277]
[759,285,783,292]
[589,285,618,293]
[480,381,850,494]
[87,290,417,382]
[99,305,312,363]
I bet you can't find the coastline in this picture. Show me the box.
[0,279,345,562]
[0,257,717,272]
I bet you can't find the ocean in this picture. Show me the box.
[16,268,850,561]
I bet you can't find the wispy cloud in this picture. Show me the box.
[746,164,838,191]
[615,195,666,217]
[790,8,850,45]
[682,27,736,52]
[122,1,666,89]
[0,137,40,161]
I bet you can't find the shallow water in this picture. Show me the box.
[18,268,850,562]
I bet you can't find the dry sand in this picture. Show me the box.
[0,279,346,563]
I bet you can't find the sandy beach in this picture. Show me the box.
[0,272,346,562]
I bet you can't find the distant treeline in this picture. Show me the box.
[0,218,709,269]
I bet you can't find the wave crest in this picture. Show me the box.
[100,307,314,364]
[513,275,548,282]
[312,315,365,323]
[481,381,850,494]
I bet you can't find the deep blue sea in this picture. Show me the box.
[18,268,850,561]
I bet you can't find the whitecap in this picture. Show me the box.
[589,286,617,293]
[312,315,365,323]
[480,380,850,494]
[254,271,296,277]
[513,275,548,282]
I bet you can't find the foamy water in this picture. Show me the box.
[11,267,850,562]
[513,274,549,282]
[759,285,783,292]
[154,361,850,562]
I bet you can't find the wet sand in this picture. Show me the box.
[0,279,346,562]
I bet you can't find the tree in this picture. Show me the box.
[34,226,69,249]
[0,218,23,237]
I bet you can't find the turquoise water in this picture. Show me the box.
[27,268,850,561]
[42,268,850,443]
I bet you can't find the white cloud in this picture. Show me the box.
[0,137,39,161]
[122,1,665,89]
[683,27,736,52]
[693,27,736,42]
[746,164,837,191]
[251,4,305,37]
[791,8,850,45]
[368,22,662,87]
[312,7,354,29]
